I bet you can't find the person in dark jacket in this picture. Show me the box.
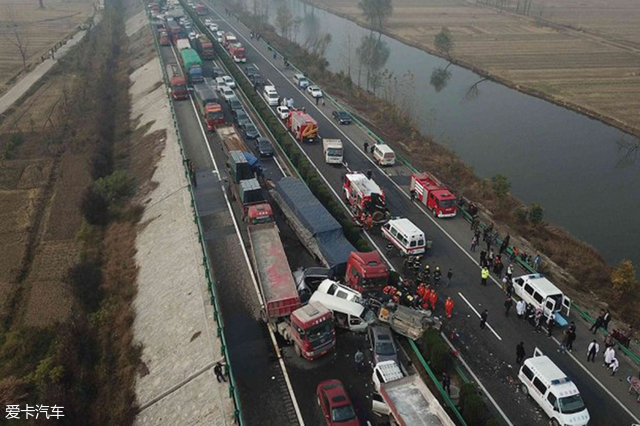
[516,342,526,364]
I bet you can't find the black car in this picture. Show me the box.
[245,65,259,78]
[235,111,250,127]
[255,137,274,157]
[249,73,265,86]
[229,99,243,115]
[242,122,260,140]
[332,110,352,125]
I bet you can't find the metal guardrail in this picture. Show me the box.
[144,8,244,424]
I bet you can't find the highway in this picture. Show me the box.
[188,4,640,426]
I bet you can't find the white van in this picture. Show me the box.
[512,274,571,326]
[322,138,343,164]
[316,279,361,303]
[382,218,426,256]
[263,85,279,106]
[294,73,310,89]
[309,291,375,333]
[518,348,590,426]
[373,144,396,166]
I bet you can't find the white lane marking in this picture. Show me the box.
[202,7,640,424]
[204,6,396,271]
[170,32,306,426]
[550,336,640,423]
[458,292,502,341]
[440,332,514,426]
[273,156,286,176]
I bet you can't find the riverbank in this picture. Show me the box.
[226,4,639,329]
[301,0,640,137]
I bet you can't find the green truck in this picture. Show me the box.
[179,48,203,83]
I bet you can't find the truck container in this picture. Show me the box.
[271,177,355,272]
[229,43,246,63]
[165,64,189,100]
[217,124,249,154]
[193,34,214,59]
[343,172,390,224]
[176,38,192,51]
[372,361,456,426]
[165,20,182,43]
[287,110,318,143]
[322,138,343,164]
[179,48,203,83]
[193,82,224,129]
[410,172,458,218]
[226,150,253,183]
[248,223,335,359]
[158,30,171,46]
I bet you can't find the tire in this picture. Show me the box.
[433,208,438,218]
[520,384,529,396]
[550,420,560,426]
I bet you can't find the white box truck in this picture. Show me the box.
[322,138,343,164]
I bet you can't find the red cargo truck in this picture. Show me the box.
[248,223,336,360]
[409,172,458,218]
[165,64,189,100]
[193,34,215,59]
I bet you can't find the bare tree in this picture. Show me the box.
[356,34,390,90]
[358,0,393,36]
[276,4,294,39]
[430,65,452,92]
[2,6,31,71]
[434,27,454,57]
[465,77,488,101]
[615,137,640,168]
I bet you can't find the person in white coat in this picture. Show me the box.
[603,346,615,367]
[586,340,599,362]
[516,300,526,320]
[609,357,619,376]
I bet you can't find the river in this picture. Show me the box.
[250,0,639,268]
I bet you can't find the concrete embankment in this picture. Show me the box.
[125,10,234,425]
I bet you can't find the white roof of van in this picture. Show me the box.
[387,218,424,236]
[374,144,394,153]
[525,354,579,396]
[309,291,365,317]
[516,274,562,297]
[264,85,277,92]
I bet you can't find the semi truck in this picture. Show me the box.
[410,173,458,218]
[287,110,318,143]
[372,361,456,426]
[271,177,355,272]
[229,43,246,63]
[165,20,182,43]
[322,138,343,164]
[179,48,203,83]
[193,83,223,130]
[165,64,189,100]
[343,172,390,224]
[193,34,214,59]
[247,223,336,359]
[176,38,192,51]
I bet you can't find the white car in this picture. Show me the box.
[204,18,213,26]
[276,106,290,120]
[307,85,323,98]
[188,31,196,41]
[216,31,224,43]
[222,75,236,89]
[215,77,227,92]
[209,23,218,32]
[221,86,236,102]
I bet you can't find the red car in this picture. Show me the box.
[316,380,360,426]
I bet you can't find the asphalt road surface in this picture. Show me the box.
[189,4,640,426]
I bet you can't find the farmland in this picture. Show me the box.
[0,0,94,96]
[312,0,640,135]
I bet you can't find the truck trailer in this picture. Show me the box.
[165,64,189,100]
[372,361,456,426]
[193,34,214,59]
[247,223,336,359]
[193,82,223,130]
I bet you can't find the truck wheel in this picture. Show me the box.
[519,384,529,396]
[433,208,438,218]
[294,344,301,358]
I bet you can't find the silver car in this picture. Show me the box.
[368,325,399,366]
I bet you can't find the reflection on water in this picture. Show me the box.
[239,0,640,268]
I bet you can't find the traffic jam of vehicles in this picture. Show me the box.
[148,2,596,426]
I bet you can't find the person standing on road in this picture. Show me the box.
[516,342,526,364]
[479,249,487,267]
[363,141,369,153]
[590,310,605,334]
[609,357,620,376]
[480,310,488,329]
[603,309,612,330]
[429,290,438,311]
[481,267,489,286]
[315,95,319,105]
[354,349,364,372]
[499,238,509,255]
[547,315,555,337]
[445,297,454,319]
[366,169,373,180]
[587,340,599,362]
[214,362,227,382]
[603,345,615,367]
[506,264,514,281]
[446,268,453,286]
[534,308,543,332]
[559,330,569,354]
[504,296,513,316]
[516,300,526,320]
[470,235,478,252]
[567,327,577,352]
[441,372,451,395]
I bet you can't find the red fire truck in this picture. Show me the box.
[287,110,318,143]
[410,173,458,218]
[229,43,246,63]
[343,172,390,223]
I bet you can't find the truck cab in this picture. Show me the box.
[344,251,389,295]
[204,103,224,131]
[229,43,246,63]
[245,203,274,225]
[410,172,458,218]
[322,138,343,164]
[289,302,335,360]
